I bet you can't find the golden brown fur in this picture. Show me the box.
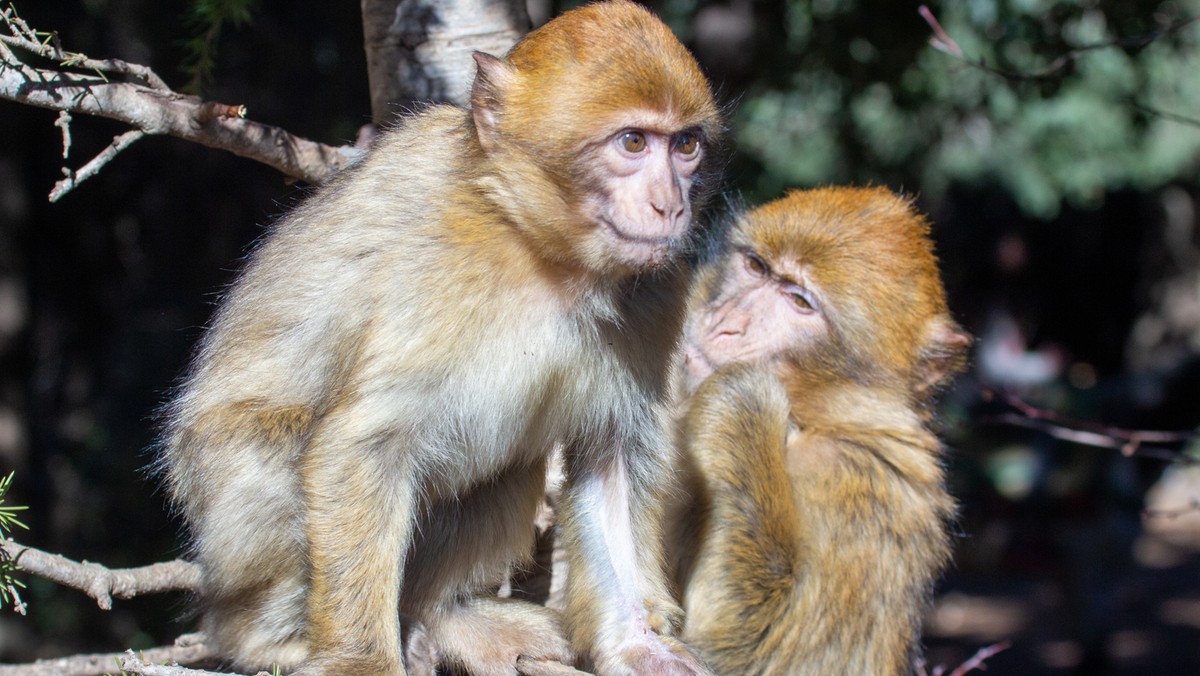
[671,187,970,675]
[158,2,722,673]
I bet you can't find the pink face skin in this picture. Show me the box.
[682,248,827,394]
[582,123,705,270]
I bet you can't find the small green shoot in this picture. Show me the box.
[0,471,29,611]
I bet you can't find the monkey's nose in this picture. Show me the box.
[650,200,685,221]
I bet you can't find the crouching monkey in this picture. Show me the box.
[158,1,723,673]
[671,187,971,675]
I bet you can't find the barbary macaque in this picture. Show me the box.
[671,187,971,674]
[158,1,722,673]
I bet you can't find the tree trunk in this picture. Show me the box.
[361,0,531,124]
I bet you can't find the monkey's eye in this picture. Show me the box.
[744,252,769,277]
[674,132,700,157]
[788,291,814,312]
[619,131,647,153]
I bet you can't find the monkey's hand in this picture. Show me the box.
[685,362,789,465]
[426,597,573,676]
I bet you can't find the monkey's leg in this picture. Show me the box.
[559,440,713,676]
[406,461,573,674]
[185,439,309,671]
[295,419,414,675]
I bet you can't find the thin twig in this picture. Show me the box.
[918,5,1198,83]
[1,4,169,90]
[49,128,145,202]
[1,539,201,610]
[918,5,963,57]
[948,640,1011,676]
[979,388,1196,462]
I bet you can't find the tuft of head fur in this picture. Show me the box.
[736,186,968,396]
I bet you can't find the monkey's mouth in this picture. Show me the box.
[598,217,679,265]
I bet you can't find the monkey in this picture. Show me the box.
[669,187,971,675]
[157,2,722,674]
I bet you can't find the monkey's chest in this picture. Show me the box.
[412,322,612,484]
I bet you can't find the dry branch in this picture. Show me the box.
[0,635,213,676]
[1,538,200,611]
[0,5,361,199]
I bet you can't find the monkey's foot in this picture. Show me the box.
[289,652,405,676]
[427,597,573,676]
[594,633,715,676]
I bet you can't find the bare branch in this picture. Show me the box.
[49,129,145,202]
[1,4,169,90]
[0,635,214,676]
[0,11,361,194]
[979,388,1197,462]
[915,641,1011,676]
[1,539,200,610]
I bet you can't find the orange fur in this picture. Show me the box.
[672,188,970,675]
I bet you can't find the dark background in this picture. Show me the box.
[2,0,1200,673]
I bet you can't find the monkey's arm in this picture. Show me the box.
[676,364,808,675]
[558,427,714,675]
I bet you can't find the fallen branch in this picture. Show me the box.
[0,5,361,199]
[0,635,213,676]
[1,539,200,611]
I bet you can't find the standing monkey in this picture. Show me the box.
[159,2,722,674]
[671,187,970,674]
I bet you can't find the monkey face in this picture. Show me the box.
[578,121,707,271]
[682,247,826,394]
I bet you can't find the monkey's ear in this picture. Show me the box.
[471,52,516,152]
[913,315,972,397]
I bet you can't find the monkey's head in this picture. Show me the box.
[469,0,722,277]
[682,187,971,398]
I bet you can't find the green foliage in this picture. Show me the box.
[732,0,1200,217]
[180,0,258,93]
[0,471,29,610]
